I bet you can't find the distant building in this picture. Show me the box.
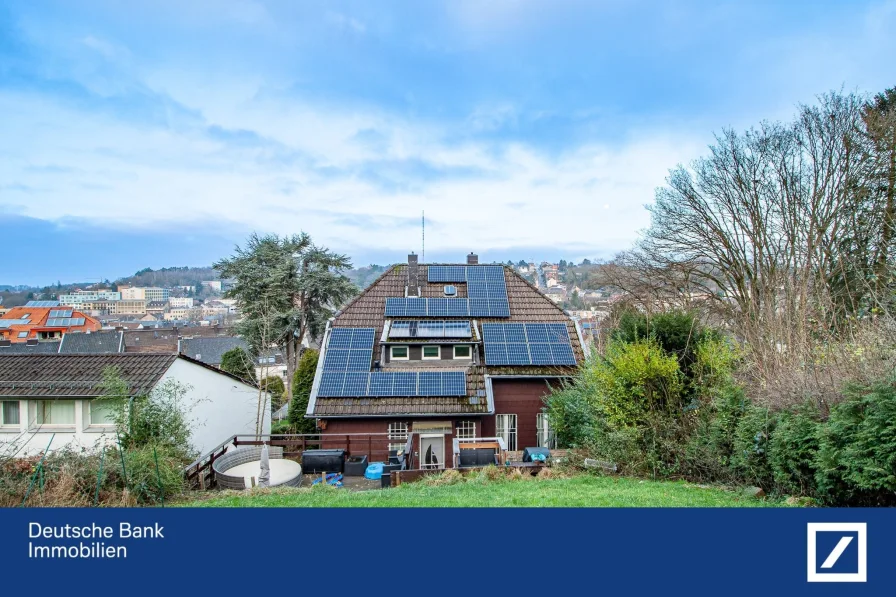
[169,297,195,308]
[120,287,169,302]
[200,280,223,293]
[0,301,101,343]
[59,290,122,306]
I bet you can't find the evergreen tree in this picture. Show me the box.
[288,349,319,433]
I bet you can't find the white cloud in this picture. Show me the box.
[0,78,707,260]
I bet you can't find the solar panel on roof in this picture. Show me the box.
[319,370,466,397]
[25,300,60,307]
[482,322,577,366]
[324,328,376,371]
[427,265,467,282]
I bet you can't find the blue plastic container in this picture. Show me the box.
[364,462,384,480]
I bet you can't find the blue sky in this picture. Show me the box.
[1,0,895,286]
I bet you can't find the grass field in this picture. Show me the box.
[181,473,789,508]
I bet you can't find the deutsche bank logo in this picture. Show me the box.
[807,523,867,583]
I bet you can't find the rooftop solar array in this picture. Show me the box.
[0,320,30,328]
[323,328,376,372]
[388,265,510,318]
[317,370,467,397]
[389,320,472,338]
[49,309,73,318]
[427,265,468,283]
[482,322,577,366]
[24,301,60,307]
[44,317,87,327]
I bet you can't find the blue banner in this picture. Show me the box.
[0,508,891,595]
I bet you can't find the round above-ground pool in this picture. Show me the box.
[212,446,303,490]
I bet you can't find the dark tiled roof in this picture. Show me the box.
[59,331,123,354]
[311,264,583,417]
[180,337,250,366]
[0,354,177,397]
[0,341,61,354]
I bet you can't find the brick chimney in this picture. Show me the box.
[407,253,419,297]
[467,252,479,265]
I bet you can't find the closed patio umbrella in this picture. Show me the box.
[258,443,271,488]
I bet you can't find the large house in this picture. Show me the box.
[0,301,100,343]
[305,253,588,468]
[0,353,268,456]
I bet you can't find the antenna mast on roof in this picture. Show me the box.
[422,210,425,264]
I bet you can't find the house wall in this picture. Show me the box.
[0,359,268,458]
[0,397,118,456]
[159,359,269,455]
[321,417,482,469]
[480,378,560,450]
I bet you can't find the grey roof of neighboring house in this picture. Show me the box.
[0,353,177,397]
[0,341,61,354]
[179,336,250,366]
[58,331,124,354]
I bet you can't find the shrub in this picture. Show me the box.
[586,338,684,427]
[260,376,287,413]
[730,404,776,489]
[124,445,185,504]
[288,349,319,433]
[96,369,198,462]
[815,378,896,506]
[768,402,821,496]
[220,347,257,384]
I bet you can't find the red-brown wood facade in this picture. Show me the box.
[318,378,562,467]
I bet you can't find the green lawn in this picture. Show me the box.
[181,474,789,508]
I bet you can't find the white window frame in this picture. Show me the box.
[495,414,517,451]
[87,399,118,428]
[32,400,77,428]
[390,345,409,361]
[422,345,441,360]
[536,412,556,449]
[1,400,21,428]
[455,420,476,439]
[453,345,472,359]
[388,421,409,452]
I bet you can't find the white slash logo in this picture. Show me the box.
[807,523,867,583]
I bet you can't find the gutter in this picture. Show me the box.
[304,319,332,419]
[572,318,591,360]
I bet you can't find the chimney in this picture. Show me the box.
[467,252,479,265]
[407,253,419,297]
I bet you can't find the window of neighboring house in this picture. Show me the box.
[495,414,517,451]
[388,422,409,452]
[390,346,409,361]
[89,400,118,426]
[453,345,471,359]
[422,345,440,360]
[536,412,556,449]
[455,420,476,439]
[17,331,28,338]
[1,401,20,426]
[34,400,76,426]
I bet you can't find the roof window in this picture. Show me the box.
[444,285,457,296]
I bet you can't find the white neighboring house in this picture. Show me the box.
[0,353,268,457]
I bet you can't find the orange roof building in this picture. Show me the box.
[0,301,101,343]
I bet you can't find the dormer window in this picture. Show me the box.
[444,285,457,296]
[390,346,409,360]
[422,346,441,360]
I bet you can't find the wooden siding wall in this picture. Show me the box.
[322,417,481,469]
[480,378,560,449]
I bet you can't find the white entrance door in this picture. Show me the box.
[420,434,445,469]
